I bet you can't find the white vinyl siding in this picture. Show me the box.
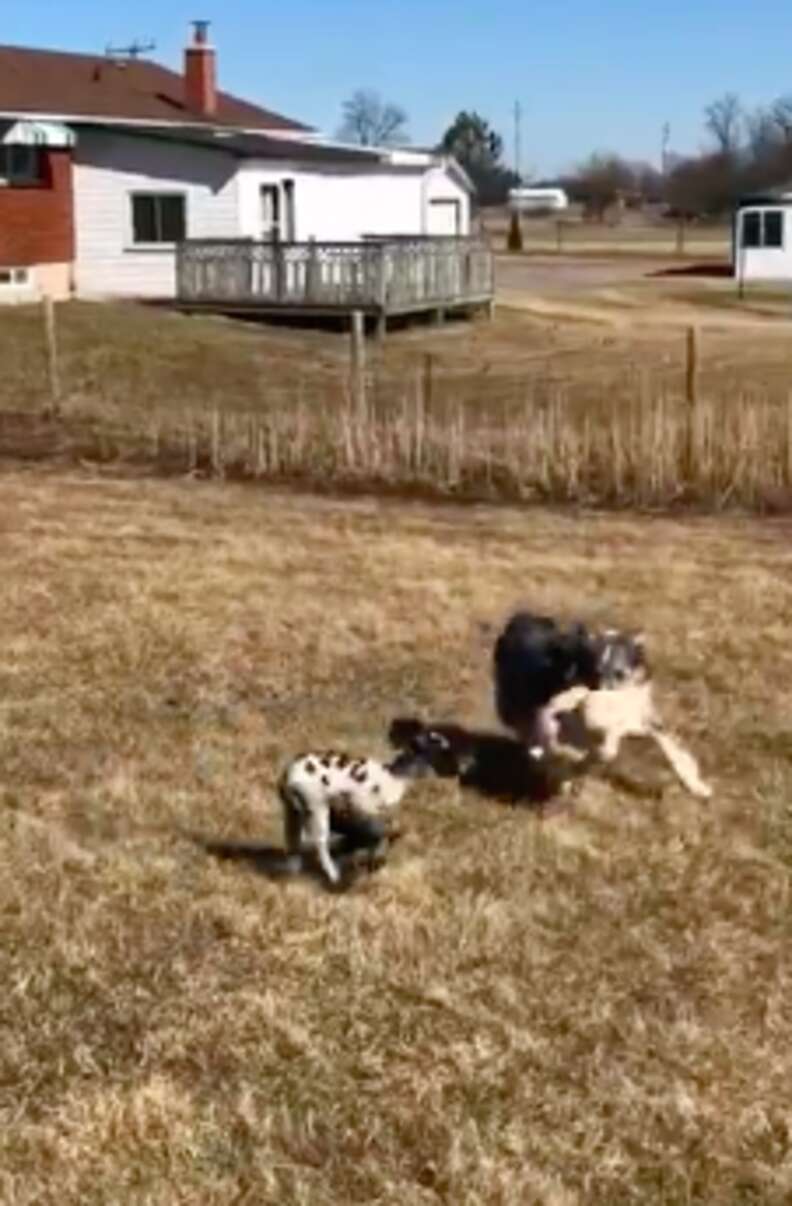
[73,129,239,297]
[237,163,470,243]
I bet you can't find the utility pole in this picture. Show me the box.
[661,121,670,177]
[514,100,522,183]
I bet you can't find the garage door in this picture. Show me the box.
[427,199,461,236]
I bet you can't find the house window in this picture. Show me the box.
[0,146,40,186]
[741,209,784,249]
[0,268,30,285]
[131,193,186,245]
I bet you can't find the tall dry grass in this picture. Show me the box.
[73,373,792,511]
[2,299,792,510]
[2,470,792,1203]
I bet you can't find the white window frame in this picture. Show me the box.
[128,191,188,250]
[0,267,31,286]
[740,207,785,251]
[0,146,40,187]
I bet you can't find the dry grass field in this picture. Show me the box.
[1,467,791,1203]
[479,207,731,260]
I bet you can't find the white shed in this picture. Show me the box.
[733,192,792,285]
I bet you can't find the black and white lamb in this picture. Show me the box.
[279,736,458,885]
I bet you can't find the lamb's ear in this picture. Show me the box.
[387,717,425,748]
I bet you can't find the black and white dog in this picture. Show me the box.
[492,611,711,799]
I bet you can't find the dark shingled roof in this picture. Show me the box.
[0,43,311,133]
[80,123,384,163]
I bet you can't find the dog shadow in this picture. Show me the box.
[388,715,661,809]
[388,716,578,811]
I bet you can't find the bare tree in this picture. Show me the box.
[567,153,636,221]
[704,93,742,154]
[337,89,409,147]
[745,106,778,158]
[770,96,792,143]
[666,152,741,218]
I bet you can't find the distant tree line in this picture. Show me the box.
[564,92,792,221]
[339,88,792,217]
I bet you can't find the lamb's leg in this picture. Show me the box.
[280,786,306,876]
[332,810,390,874]
[649,725,712,800]
[306,806,340,884]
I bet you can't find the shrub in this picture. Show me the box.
[507,212,524,252]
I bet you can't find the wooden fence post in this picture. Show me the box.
[685,325,699,406]
[350,309,366,408]
[423,352,434,409]
[42,295,61,416]
[676,220,686,257]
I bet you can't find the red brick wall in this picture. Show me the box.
[0,148,74,266]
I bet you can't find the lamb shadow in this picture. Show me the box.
[187,832,389,892]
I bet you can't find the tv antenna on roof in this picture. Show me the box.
[104,38,156,60]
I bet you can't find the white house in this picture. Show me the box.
[0,22,472,302]
[732,191,792,285]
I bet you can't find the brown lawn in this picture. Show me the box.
[1,466,791,1203]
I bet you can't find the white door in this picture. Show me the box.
[259,185,281,242]
[427,199,461,236]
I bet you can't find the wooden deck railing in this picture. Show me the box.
[175,237,494,314]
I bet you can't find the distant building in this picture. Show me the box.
[733,190,792,284]
[508,186,569,213]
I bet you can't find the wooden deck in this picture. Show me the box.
[175,237,495,332]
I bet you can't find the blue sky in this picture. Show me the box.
[5,1,792,175]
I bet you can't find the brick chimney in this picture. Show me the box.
[184,20,217,116]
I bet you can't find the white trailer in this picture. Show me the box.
[508,186,569,213]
